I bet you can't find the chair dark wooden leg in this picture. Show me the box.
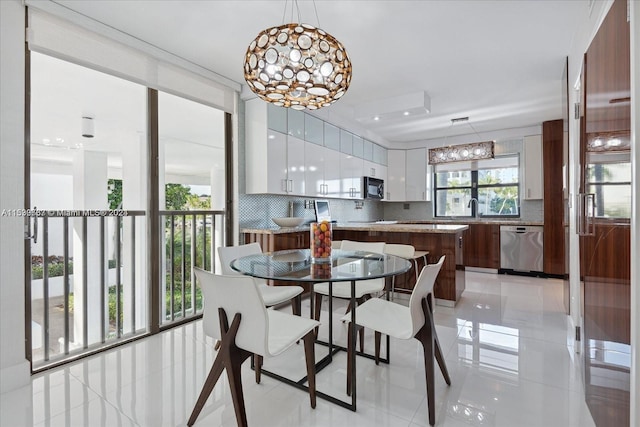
[226,349,249,427]
[302,331,317,408]
[416,299,436,426]
[358,324,365,353]
[427,294,451,385]
[292,294,302,316]
[374,331,381,365]
[187,349,225,426]
[254,354,263,384]
[188,309,252,427]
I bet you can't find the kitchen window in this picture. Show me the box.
[434,155,520,218]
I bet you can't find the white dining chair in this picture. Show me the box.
[218,243,304,315]
[188,270,320,427]
[341,256,450,426]
[313,240,386,350]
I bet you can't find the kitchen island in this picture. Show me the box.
[242,222,468,306]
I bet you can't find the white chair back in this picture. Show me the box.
[408,256,445,336]
[194,268,269,356]
[341,240,386,254]
[384,243,415,259]
[218,243,262,276]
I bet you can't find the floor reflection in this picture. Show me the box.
[0,271,597,427]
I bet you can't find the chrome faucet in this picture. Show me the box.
[467,198,479,217]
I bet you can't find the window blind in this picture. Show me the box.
[26,5,238,114]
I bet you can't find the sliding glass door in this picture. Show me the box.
[27,52,229,370]
[28,52,148,369]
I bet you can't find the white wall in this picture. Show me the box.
[0,0,30,393]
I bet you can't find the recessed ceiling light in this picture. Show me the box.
[403,111,410,116]
[373,116,380,121]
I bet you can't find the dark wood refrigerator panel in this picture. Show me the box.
[580,1,631,426]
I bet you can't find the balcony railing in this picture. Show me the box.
[159,210,225,326]
[29,209,225,371]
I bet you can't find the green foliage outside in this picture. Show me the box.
[45,181,211,329]
[164,223,209,318]
[479,174,518,215]
[165,183,192,210]
[32,259,117,279]
[108,179,123,210]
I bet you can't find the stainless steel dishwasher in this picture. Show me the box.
[500,226,544,272]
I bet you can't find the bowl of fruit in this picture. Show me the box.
[310,220,332,262]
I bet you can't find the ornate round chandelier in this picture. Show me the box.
[243,23,352,110]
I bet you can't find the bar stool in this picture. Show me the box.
[384,244,429,298]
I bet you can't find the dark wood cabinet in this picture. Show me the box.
[542,119,566,276]
[242,230,309,287]
[463,224,500,269]
[243,231,309,252]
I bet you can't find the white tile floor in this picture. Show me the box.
[1,272,596,427]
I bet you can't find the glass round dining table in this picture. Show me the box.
[230,248,412,411]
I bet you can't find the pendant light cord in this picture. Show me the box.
[313,0,321,27]
[281,0,318,26]
[467,122,483,141]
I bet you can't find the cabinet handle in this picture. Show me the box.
[527,188,531,198]
[422,191,425,200]
[287,180,293,193]
[281,179,287,192]
[371,168,376,177]
[577,193,596,236]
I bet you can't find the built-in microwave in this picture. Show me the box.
[363,176,384,199]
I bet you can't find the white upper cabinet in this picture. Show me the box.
[386,150,406,201]
[246,98,375,199]
[264,130,288,194]
[287,136,306,195]
[384,148,430,202]
[324,122,340,151]
[339,131,363,198]
[246,99,305,195]
[287,109,305,139]
[405,148,428,201]
[363,139,373,161]
[523,134,543,200]
[304,114,323,145]
[305,140,340,198]
[267,103,287,133]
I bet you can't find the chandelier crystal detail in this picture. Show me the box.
[243,23,352,110]
[428,141,495,165]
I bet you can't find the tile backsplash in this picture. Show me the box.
[239,194,384,229]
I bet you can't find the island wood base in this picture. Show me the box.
[334,229,465,306]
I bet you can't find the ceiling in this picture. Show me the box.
[52,0,584,144]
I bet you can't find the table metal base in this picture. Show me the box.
[251,279,391,411]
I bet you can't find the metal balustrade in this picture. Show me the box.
[29,209,225,371]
